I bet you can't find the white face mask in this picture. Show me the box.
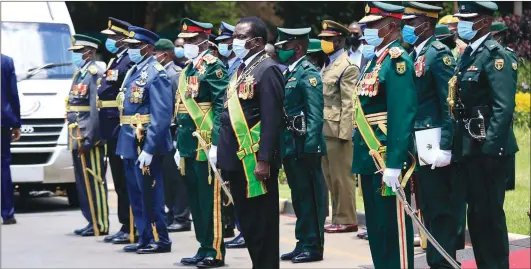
[232,37,258,59]
[184,40,207,60]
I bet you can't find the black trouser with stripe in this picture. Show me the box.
[72,145,109,233]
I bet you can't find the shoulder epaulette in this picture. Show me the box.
[506,47,515,53]
[389,47,404,59]
[88,65,98,75]
[432,41,446,51]
[203,54,218,64]
[485,40,501,52]
[154,62,164,71]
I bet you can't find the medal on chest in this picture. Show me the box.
[72,83,88,97]
[357,65,381,97]
[106,69,119,81]
[130,86,144,104]
[136,69,148,86]
[415,55,425,77]
[238,75,255,100]
[186,76,199,98]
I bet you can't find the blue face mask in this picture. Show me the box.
[71,52,86,68]
[174,47,184,58]
[457,19,484,41]
[105,38,119,54]
[128,46,147,64]
[218,43,232,57]
[362,45,376,60]
[363,23,390,47]
[402,22,426,45]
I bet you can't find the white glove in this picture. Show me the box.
[431,149,452,170]
[383,168,401,192]
[120,155,124,160]
[209,145,218,166]
[137,151,153,169]
[174,149,181,168]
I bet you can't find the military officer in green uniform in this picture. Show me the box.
[490,21,517,192]
[402,2,461,268]
[66,35,108,237]
[353,2,417,268]
[451,2,518,268]
[174,18,228,268]
[274,27,327,263]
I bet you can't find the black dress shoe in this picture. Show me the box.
[225,233,246,249]
[112,233,136,244]
[124,243,142,253]
[196,257,225,268]
[168,222,191,232]
[136,243,171,254]
[80,227,108,237]
[292,252,323,263]
[74,224,91,235]
[104,231,123,243]
[280,249,302,261]
[181,254,205,265]
[2,217,17,225]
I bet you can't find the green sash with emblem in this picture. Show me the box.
[353,48,415,196]
[177,65,214,161]
[227,71,267,198]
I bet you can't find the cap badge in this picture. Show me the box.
[129,31,135,38]
[183,23,188,31]
[108,20,112,28]
[322,22,328,30]
[218,28,222,35]
[365,4,370,14]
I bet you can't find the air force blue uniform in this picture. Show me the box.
[1,54,20,222]
[116,26,173,251]
[98,18,136,238]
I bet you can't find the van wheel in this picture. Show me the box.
[66,184,79,207]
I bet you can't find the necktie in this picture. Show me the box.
[237,63,246,77]
[464,46,473,56]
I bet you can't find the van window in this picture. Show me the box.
[1,22,75,79]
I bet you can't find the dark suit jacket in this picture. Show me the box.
[218,51,285,171]
[1,54,21,128]
[98,50,134,140]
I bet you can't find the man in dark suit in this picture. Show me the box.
[1,54,21,225]
[217,16,285,269]
[99,17,136,244]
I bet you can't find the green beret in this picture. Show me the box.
[454,1,497,18]
[154,39,175,51]
[307,39,322,54]
[435,24,455,41]
[359,2,405,24]
[178,18,213,38]
[275,27,311,46]
[402,1,442,20]
[68,34,101,51]
[490,21,508,34]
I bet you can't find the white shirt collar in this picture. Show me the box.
[376,40,397,57]
[469,33,490,55]
[228,57,238,69]
[192,50,208,66]
[414,38,431,59]
[288,56,305,72]
[328,49,344,64]
[244,50,264,67]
